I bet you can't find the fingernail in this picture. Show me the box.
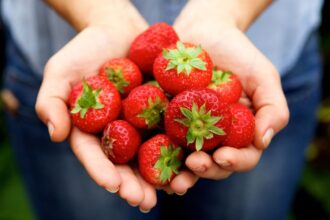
[176,191,187,196]
[139,207,150,213]
[216,160,231,168]
[128,201,138,207]
[106,187,119,193]
[48,122,54,138]
[166,190,174,195]
[262,128,274,148]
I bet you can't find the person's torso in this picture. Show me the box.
[1,0,324,75]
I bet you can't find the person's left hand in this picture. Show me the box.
[170,0,289,180]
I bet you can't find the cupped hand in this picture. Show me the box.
[35,2,198,210]
[172,0,289,179]
[35,3,154,211]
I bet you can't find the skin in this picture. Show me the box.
[35,0,289,212]
[172,0,289,185]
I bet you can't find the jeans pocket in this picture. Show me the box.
[3,65,42,124]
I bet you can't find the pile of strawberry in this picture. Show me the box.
[69,23,255,187]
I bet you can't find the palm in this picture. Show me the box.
[36,25,159,207]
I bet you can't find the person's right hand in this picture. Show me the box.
[35,1,190,212]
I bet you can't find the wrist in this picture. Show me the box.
[45,0,131,31]
[83,0,131,30]
[189,0,272,31]
[231,0,273,31]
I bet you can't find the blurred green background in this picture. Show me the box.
[0,3,330,220]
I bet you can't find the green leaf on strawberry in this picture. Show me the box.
[154,145,182,183]
[163,41,206,75]
[138,96,167,129]
[105,67,130,94]
[175,102,225,151]
[71,80,104,118]
[210,68,232,86]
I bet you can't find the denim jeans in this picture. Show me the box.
[2,30,321,220]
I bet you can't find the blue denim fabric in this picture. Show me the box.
[1,0,323,75]
[2,30,321,220]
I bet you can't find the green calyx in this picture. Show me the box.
[162,41,206,76]
[138,96,167,128]
[209,68,232,87]
[71,80,104,118]
[145,80,162,90]
[175,103,225,151]
[154,145,182,184]
[105,67,129,94]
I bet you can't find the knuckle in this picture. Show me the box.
[44,55,66,79]
[34,98,44,118]
[142,194,157,210]
[227,158,237,169]
[222,171,232,179]
[277,108,290,127]
[96,178,109,189]
[272,70,281,82]
[203,158,213,170]
[44,56,57,76]
[97,177,119,191]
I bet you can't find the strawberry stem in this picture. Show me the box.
[162,41,206,75]
[105,67,129,94]
[154,145,182,184]
[71,80,104,118]
[210,68,232,86]
[138,96,167,128]
[175,102,225,151]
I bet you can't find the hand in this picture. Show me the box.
[35,1,198,210]
[172,0,289,179]
[35,2,152,211]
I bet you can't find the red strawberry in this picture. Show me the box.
[208,68,242,104]
[98,58,142,96]
[122,85,169,129]
[144,80,163,90]
[69,76,121,133]
[144,80,173,99]
[129,22,179,75]
[138,134,183,186]
[165,88,231,151]
[222,103,255,148]
[101,120,141,164]
[153,41,213,95]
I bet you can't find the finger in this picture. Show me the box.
[209,31,289,150]
[168,170,199,195]
[239,95,253,112]
[253,91,289,150]
[242,55,289,150]
[35,72,72,142]
[213,145,263,172]
[135,170,158,213]
[69,127,121,192]
[185,151,232,180]
[115,165,145,207]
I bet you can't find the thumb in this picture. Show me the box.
[247,67,289,149]
[35,61,72,142]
